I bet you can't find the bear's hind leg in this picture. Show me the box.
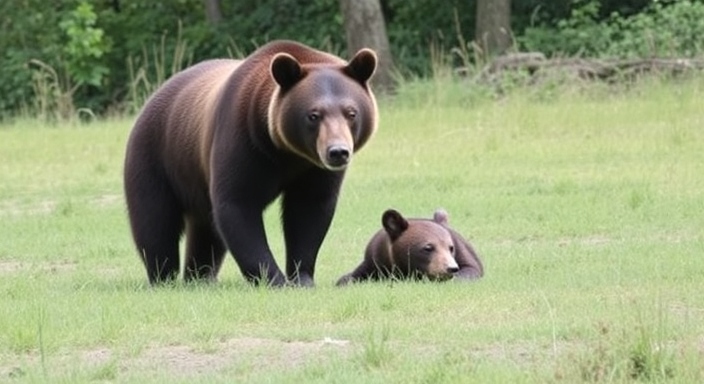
[125,170,184,284]
[128,209,183,284]
[183,219,226,282]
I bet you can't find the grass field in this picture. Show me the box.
[1,75,703,383]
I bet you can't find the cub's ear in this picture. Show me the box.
[271,53,303,89]
[433,209,449,226]
[382,209,408,240]
[345,48,377,85]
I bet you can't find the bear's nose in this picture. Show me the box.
[327,145,350,165]
[447,266,459,274]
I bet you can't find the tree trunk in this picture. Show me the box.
[339,0,395,93]
[204,0,222,26]
[475,0,512,56]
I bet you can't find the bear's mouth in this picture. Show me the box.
[323,159,349,171]
[428,272,455,282]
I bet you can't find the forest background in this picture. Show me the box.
[2,0,704,120]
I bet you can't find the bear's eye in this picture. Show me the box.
[344,108,357,120]
[422,244,435,252]
[449,245,455,254]
[307,111,321,122]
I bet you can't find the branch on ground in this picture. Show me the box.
[476,53,704,81]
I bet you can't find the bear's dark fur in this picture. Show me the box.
[336,209,484,285]
[124,40,378,286]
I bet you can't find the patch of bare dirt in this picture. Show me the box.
[127,337,351,377]
[0,260,77,275]
[0,200,56,216]
[0,194,121,217]
[1,337,352,380]
[557,235,611,247]
[90,194,122,208]
[0,261,24,274]
[467,339,572,365]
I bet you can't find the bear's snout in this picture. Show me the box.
[442,257,460,275]
[325,145,351,169]
[427,251,459,280]
[327,145,350,163]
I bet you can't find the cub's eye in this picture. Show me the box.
[423,244,435,252]
[344,108,357,120]
[449,245,455,254]
[307,111,321,122]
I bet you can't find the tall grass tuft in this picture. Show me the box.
[28,59,78,122]
[126,22,192,115]
[359,325,393,369]
[571,307,675,382]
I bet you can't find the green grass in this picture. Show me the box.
[1,75,703,382]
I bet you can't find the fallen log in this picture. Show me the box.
[480,53,704,81]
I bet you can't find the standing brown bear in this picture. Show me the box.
[336,209,484,285]
[124,40,378,287]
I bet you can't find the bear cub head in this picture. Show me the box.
[268,48,378,171]
[382,209,459,280]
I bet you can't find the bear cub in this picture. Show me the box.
[336,209,484,285]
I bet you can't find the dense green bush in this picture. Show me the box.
[519,0,704,58]
[0,0,64,117]
[608,0,704,58]
[60,2,111,87]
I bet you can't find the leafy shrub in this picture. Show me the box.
[520,0,615,56]
[59,1,110,87]
[0,0,64,118]
[519,0,704,58]
[607,0,704,58]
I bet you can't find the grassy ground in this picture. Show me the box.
[0,75,703,383]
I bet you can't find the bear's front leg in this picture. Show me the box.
[213,201,287,286]
[336,262,375,286]
[282,171,344,287]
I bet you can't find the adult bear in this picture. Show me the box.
[124,40,378,287]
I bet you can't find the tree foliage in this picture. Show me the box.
[519,0,704,58]
[59,1,111,87]
[1,0,703,118]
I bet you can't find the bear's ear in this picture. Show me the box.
[344,48,377,85]
[433,209,449,226]
[382,209,408,240]
[271,53,303,89]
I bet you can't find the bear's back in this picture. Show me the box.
[139,60,240,140]
[127,59,242,189]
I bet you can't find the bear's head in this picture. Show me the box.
[382,209,459,281]
[267,49,378,171]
